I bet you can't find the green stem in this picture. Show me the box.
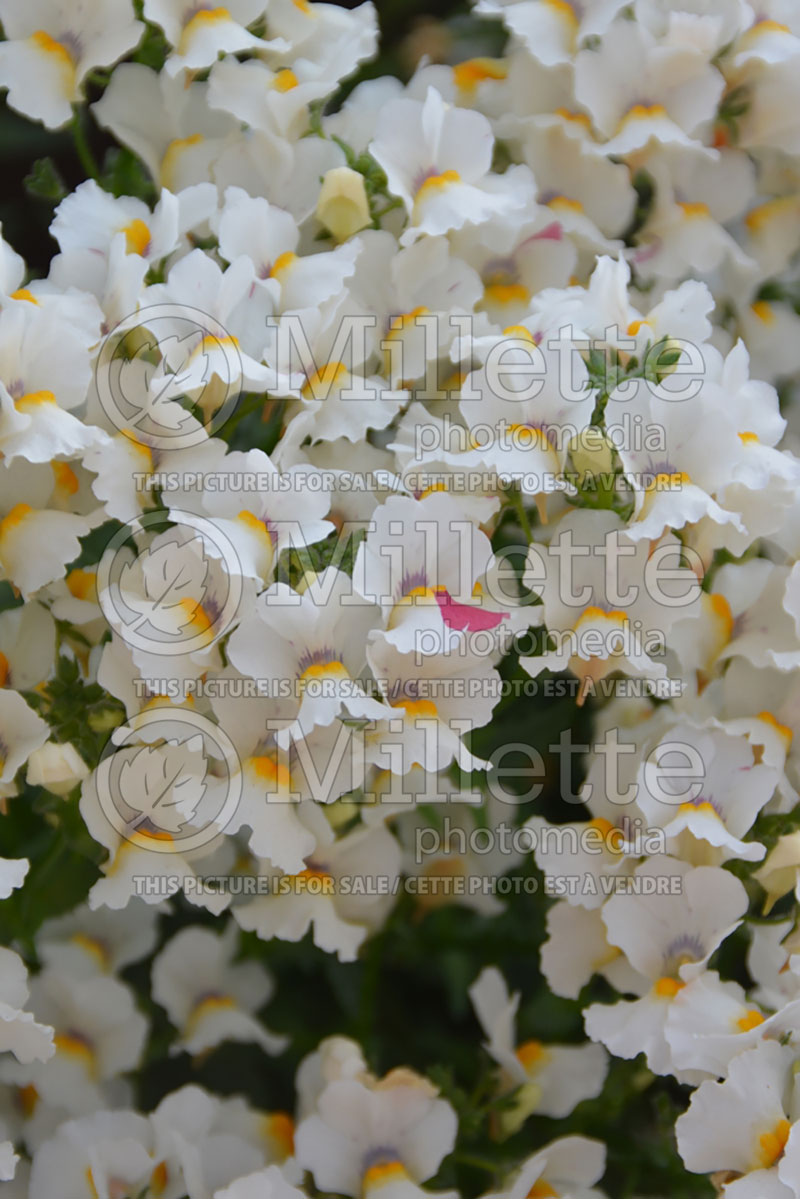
[452,1153,500,1173]
[512,487,534,543]
[71,106,100,181]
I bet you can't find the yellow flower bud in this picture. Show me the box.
[27,741,88,797]
[567,427,615,484]
[496,1081,542,1137]
[645,337,685,378]
[324,798,359,830]
[295,570,318,595]
[317,167,372,242]
[753,831,800,913]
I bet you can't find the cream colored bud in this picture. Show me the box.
[496,1081,542,1137]
[568,427,615,482]
[324,798,359,831]
[88,707,125,734]
[295,570,319,595]
[317,167,372,242]
[753,831,800,913]
[646,337,684,378]
[27,741,88,797]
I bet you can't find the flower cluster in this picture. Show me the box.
[0,0,799,1195]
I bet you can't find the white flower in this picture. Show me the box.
[520,509,701,699]
[210,186,359,318]
[151,923,287,1056]
[0,969,147,1115]
[476,0,627,65]
[676,1041,800,1195]
[0,1139,18,1182]
[51,179,217,267]
[295,1036,372,1119]
[79,750,234,916]
[0,948,54,1066]
[38,901,160,978]
[540,901,646,999]
[26,741,88,797]
[178,446,334,588]
[365,636,498,774]
[144,0,288,76]
[665,970,800,1080]
[228,569,387,743]
[353,492,498,653]
[215,1164,308,1199]
[264,0,378,90]
[0,0,143,128]
[93,65,236,192]
[369,87,534,246]
[469,966,608,1129]
[0,461,96,598]
[233,812,401,963]
[574,19,724,154]
[584,859,748,1077]
[0,688,50,785]
[295,1068,457,1199]
[481,1135,608,1199]
[28,1111,157,1199]
[0,859,30,902]
[635,723,777,864]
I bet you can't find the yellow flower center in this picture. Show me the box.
[736,1009,765,1033]
[758,1118,791,1168]
[515,1039,548,1072]
[122,219,151,256]
[653,977,684,998]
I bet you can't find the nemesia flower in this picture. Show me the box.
[28,1111,158,1199]
[143,0,288,76]
[216,1165,308,1199]
[365,635,499,773]
[469,966,608,1131]
[51,179,218,268]
[353,491,498,653]
[476,0,627,66]
[540,900,647,999]
[227,568,387,743]
[294,1066,458,1199]
[232,813,401,962]
[676,1041,800,1196]
[92,65,237,191]
[481,1136,608,1199]
[265,0,378,88]
[584,859,748,1076]
[635,722,777,864]
[0,968,147,1114]
[664,970,800,1080]
[369,87,535,246]
[0,460,98,598]
[520,509,701,698]
[37,901,160,978]
[151,923,287,1056]
[574,19,725,155]
[0,948,54,1066]
[0,0,143,128]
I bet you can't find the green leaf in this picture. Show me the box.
[24,157,67,203]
